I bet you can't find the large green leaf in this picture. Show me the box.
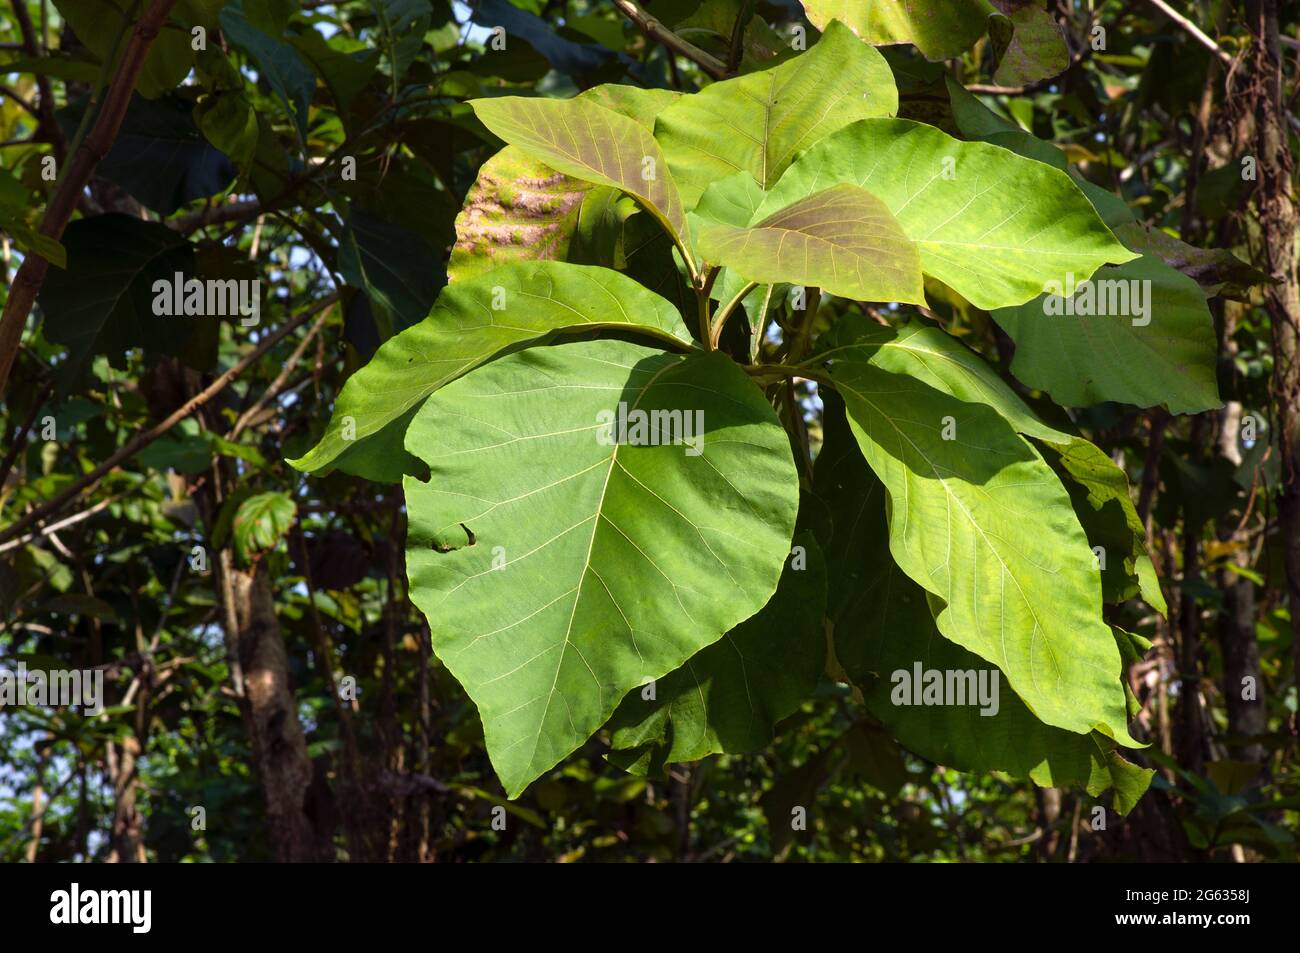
[403,339,800,796]
[800,0,996,61]
[698,184,925,305]
[760,118,1136,310]
[56,94,236,217]
[337,207,442,335]
[816,397,1151,812]
[606,528,827,775]
[287,262,696,482]
[815,317,1164,612]
[653,20,897,209]
[38,214,195,386]
[469,95,689,254]
[991,255,1221,413]
[817,336,1138,745]
[945,105,1265,301]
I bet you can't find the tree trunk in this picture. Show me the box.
[1247,0,1300,712]
[221,558,332,862]
[146,352,335,864]
[105,736,144,863]
[1216,392,1267,764]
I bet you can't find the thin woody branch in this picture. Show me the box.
[0,294,339,548]
[0,0,180,399]
[1145,0,1233,64]
[613,0,730,79]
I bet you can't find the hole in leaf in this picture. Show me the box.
[429,523,476,553]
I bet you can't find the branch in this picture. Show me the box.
[613,0,730,79]
[0,0,180,400]
[169,199,264,235]
[0,294,339,547]
[0,493,123,555]
[0,83,40,118]
[727,0,755,74]
[230,304,332,438]
[1145,0,1233,65]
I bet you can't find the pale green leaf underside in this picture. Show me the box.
[692,170,770,234]
[403,340,800,796]
[654,20,897,209]
[287,262,695,482]
[689,170,771,310]
[800,1,995,61]
[700,184,926,305]
[469,95,688,248]
[580,84,681,129]
[816,317,1164,612]
[760,118,1137,310]
[816,399,1151,812]
[991,255,1221,414]
[822,344,1137,745]
[607,529,826,775]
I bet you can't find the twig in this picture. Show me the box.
[0,493,123,554]
[0,83,40,118]
[0,0,180,399]
[1145,0,1233,65]
[613,0,730,79]
[169,199,264,235]
[0,294,338,546]
[230,304,332,438]
[726,0,755,74]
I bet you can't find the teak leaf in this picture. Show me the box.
[991,254,1222,413]
[403,339,800,796]
[816,396,1152,813]
[469,95,689,256]
[820,340,1138,745]
[607,529,827,775]
[654,20,897,208]
[815,317,1165,613]
[761,118,1137,310]
[699,184,926,305]
[450,85,679,281]
[288,261,696,482]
